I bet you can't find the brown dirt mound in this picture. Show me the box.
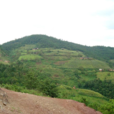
[0,88,102,114]
[54,61,67,65]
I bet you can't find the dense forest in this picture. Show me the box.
[79,79,114,99]
[0,62,58,97]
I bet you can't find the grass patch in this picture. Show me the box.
[62,59,110,68]
[97,72,114,82]
[19,54,42,60]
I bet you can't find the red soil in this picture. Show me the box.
[0,88,102,114]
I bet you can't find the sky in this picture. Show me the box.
[0,0,114,47]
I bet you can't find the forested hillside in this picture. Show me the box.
[0,61,114,114]
[1,34,114,113]
[0,45,9,64]
[2,34,114,61]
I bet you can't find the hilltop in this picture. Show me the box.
[2,34,114,62]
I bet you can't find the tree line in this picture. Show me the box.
[79,78,114,99]
[0,62,58,97]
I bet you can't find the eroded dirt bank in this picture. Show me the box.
[0,88,102,114]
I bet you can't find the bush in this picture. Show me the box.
[39,79,58,97]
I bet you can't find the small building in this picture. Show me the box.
[99,69,102,72]
[32,48,39,50]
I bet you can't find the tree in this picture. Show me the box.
[25,71,38,89]
[39,79,58,97]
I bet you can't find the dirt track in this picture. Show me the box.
[0,88,102,114]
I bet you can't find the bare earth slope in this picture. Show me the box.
[0,88,102,114]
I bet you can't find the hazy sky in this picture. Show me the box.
[0,0,114,47]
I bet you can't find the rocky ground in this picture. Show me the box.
[0,88,102,114]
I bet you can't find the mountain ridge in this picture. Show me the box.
[2,34,114,62]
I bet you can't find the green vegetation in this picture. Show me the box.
[58,85,109,110]
[0,46,9,64]
[0,62,114,113]
[19,54,42,60]
[62,59,110,68]
[2,34,114,62]
[80,79,114,99]
[97,72,114,82]
[1,35,114,113]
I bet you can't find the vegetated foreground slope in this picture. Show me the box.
[0,88,102,114]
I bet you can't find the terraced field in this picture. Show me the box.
[9,46,111,69]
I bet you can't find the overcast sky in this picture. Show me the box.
[0,0,114,47]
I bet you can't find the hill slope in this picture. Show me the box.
[7,47,110,69]
[1,88,102,114]
[0,46,9,64]
[2,34,114,61]
[0,35,114,113]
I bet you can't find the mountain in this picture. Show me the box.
[1,34,114,113]
[2,34,114,61]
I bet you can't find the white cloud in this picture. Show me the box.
[0,0,114,47]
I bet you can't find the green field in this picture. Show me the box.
[11,46,110,69]
[19,54,42,60]
[58,85,108,105]
[61,59,110,68]
[97,72,114,82]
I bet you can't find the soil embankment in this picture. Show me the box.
[0,88,102,114]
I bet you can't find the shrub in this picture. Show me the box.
[39,79,58,97]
